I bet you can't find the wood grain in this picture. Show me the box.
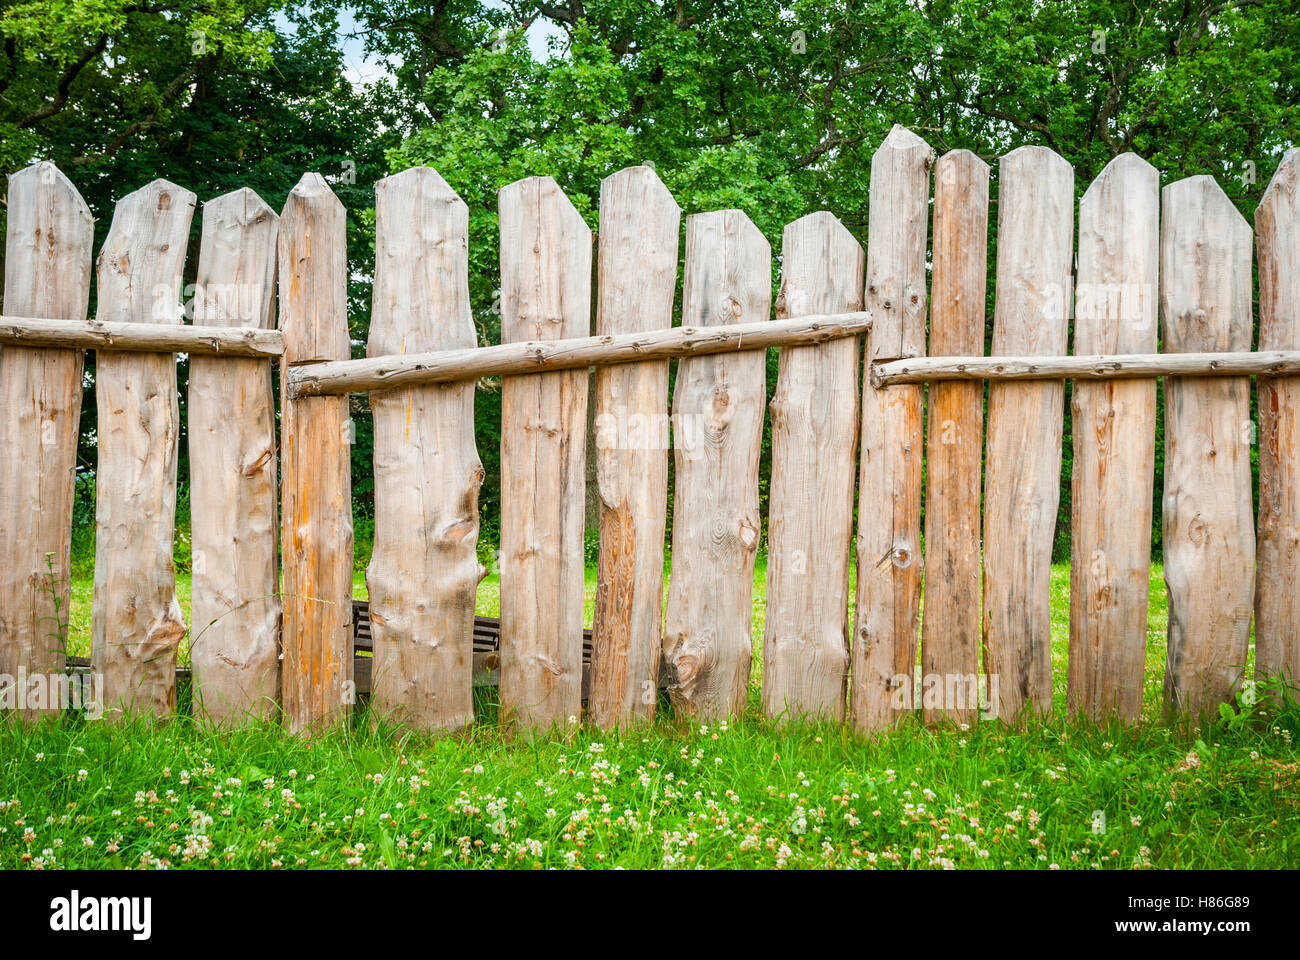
[91,179,196,720]
[588,166,680,728]
[1256,148,1300,697]
[852,126,932,734]
[0,163,94,717]
[921,149,989,726]
[1160,175,1255,719]
[864,125,932,362]
[366,167,482,735]
[981,146,1073,724]
[664,209,770,720]
[762,211,863,721]
[498,176,591,731]
[189,188,281,723]
[1068,153,1159,723]
[279,173,353,734]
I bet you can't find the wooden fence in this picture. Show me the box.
[1,126,1298,734]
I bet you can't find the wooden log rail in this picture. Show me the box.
[872,350,1300,386]
[287,311,873,397]
[0,315,283,356]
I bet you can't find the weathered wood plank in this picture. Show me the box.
[865,125,931,362]
[0,316,281,355]
[279,173,353,735]
[664,209,770,720]
[982,146,1073,724]
[762,211,863,722]
[1256,149,1300,697]
[91,179,196,720]
[289,311,868,397]
[1161,175,1255,718]
[366,167,482,735]
[498,176,591,731]
[189,188,281,723]
[921,149,989,726]
[852,126,932,734]
[0,163,94,717]
[588,166,680,728]
[1068,153,1159,723]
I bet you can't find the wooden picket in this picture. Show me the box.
[1067,154,1159,723]
[1160,176,1255,719]
[366,167,481,735]
[852,125,931,733]
[982,146,1073,723]
[189,188,281,723]
[0,163,94,718]
[498,176,591,731]
[588,166,679,729]
[920,149,989,727]
[1255,149,1300,695]
[91,179,196,720]
[763,212,863,722]
[278,173,353,735]
[663,210,769,719]
[5,130,1299,734]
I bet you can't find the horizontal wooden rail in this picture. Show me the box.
[0,315,283,357]
[872,351,1300,387]
[287,311,872,397]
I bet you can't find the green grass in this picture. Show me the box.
[7,559,1296,870]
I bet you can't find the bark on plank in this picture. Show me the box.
[279,173,353,735]
[664,209,770,720]
[921,149,989,726]
[0,163,94,718]
[189,188,281,723]
[498,176,591,731]
[1068,153,1159,723]
[981,146,1073,724]
[588,166,680,728]
[762,211,863,722]
[91,179,196,720]
[1160,175,1255,719]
